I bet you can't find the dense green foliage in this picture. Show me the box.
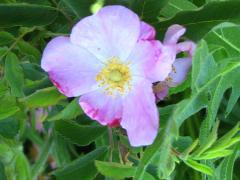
[0,0,239,179]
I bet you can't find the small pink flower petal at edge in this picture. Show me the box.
[163,24,186,44]
[177,41,196,57]
[154,24,196,101]
[155,84,169,102]
[167,58,192,87]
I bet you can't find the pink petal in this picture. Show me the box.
[70,5,140,61]
[139,21,156,40]
[121,79,159,146]
[156,44,177,81]
[79,90,123,126]
[163,24,186,44]
[167,58,192,87]
[154,83,169,102]
[129,40,164,82]
[41,36,102,97]
[177,41,196,57]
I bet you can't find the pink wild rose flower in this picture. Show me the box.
[41,6,174,146]
[154,25,196,101]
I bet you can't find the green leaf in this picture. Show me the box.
[0,161,7,180]
[4,52,24,97]
[182,139,199,158]
[0,31,15,46]
[52,147,108,180]
[208,137,240,155]
[192,121,219,157]
[0,116,19,138]
[156,1,240,41]
[204,25,240,58]
[160,0,197,18]
[20,87,66,108]
[184,159,214,176]
[15,153,31,180]
[173,37,240,135]
[48,98,83,121]
[0,144,14,164]
[95,161,136,178]
[173,136,192,153]
[51,132,71,167]
[217,144,239,180]
[21,62,45,81]
[31,134,53,179]
[60,0,95,19]
[207,122,240,152]
[0,4,58,27]
[54,119,107,146]
[17,41,41,60]
[193,150,233,160]
[0,94,19,120]
[131,0,169,22]
[104,0,131,6]
[158,104,175,128]
[0,79,8,97]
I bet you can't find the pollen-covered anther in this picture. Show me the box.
[96,57,132,95]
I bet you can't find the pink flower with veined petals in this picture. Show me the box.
[155,25,196,101]
[41,6,173,146]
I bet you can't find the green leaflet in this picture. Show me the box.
[47,98,83,121]
[215,144,239,180]
[54,119,107,146]
[95,161,155,179]
[4,52,25,97]
[192,150,233,160]
[160,0,197,18]
[0,4,57,27]
[130,0,169,22]
[0,31,15,46]
[207,122,240,152]
[95,161,136,179]
[191,121,219,157]
[20,87,66,108]
[0,94,19,120]
[15,153,31,180]
[156,1,240,41]
[184,159,214,176]
[173,28,240,136]
[60,0,95,19]
[17,41,41,60]
[0,116,19,138]
[0,161,7,180]
[52,147,108,180]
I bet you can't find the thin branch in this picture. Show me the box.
[0,27,36,59]
[108,127,114,162]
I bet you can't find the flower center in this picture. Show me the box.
[96,57,131,95]
[109,69,122,82]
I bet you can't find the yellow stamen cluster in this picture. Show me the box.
[96,57,131,95]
